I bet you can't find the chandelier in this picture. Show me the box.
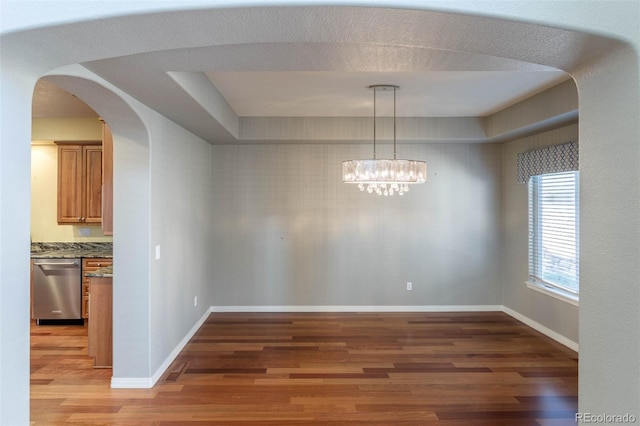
[342,85,427,196]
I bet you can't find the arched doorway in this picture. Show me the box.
[37,72,151,383]
[1,3,638,425]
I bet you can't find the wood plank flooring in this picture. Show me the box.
[31,312,578,425]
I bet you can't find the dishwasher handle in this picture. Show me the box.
[34,261,79,267]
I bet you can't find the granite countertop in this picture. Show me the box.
[85,265,113,278]
[31,242,113,259]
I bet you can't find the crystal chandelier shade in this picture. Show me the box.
[342,85,427,196]
[342,159,426,195]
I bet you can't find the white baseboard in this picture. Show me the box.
[111,304,576,388]
[110,377,154,388]
[501,305,579,352]
[211,305,503,313]
[110,306,213,389]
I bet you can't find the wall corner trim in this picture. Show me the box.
[111,306,214,389]
[501,305,579,352]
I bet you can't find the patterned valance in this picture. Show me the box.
[517,142,579,183]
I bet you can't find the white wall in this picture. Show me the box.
[210,143,502,308]
[0,60,35,426]
[574,44,639,416]
[501,124,580,344]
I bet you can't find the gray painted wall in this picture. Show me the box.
[112,134,151,379]
[209,143,502,307]
[501,124,580,344]
[148,114,215,375]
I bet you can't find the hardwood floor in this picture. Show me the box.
[31,312,578,425]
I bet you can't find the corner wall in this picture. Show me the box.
[574,44,639,417]
[500,124,580,346]
[147,112,215,379]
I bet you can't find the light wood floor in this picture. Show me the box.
[31,312,578,425]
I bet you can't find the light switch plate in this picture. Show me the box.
[155,245,161,260]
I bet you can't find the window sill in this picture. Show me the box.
[526,281,579,307]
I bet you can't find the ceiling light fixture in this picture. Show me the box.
[342,85,427,196]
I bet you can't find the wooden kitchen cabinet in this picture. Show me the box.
[101,121,113,235]
[82,258,113,319]
[30,259,34,319]
[88,276,112,368]
[56,142,103,225]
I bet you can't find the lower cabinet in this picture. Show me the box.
[82,257,113,368]
[30,259,34,319]
[82,258,112,319]
[88,276,112,368]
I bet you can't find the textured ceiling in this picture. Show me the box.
[205,71,568,117]
[33,70,568,120]
[24,5,606,143]
[33,80,99,118]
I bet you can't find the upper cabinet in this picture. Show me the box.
[101,121,113,235]
[54,120,113,231]
[56,142,103,225]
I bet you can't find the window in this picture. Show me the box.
[528,171,579,303]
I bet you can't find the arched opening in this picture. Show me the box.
[1,3,638,425]
[31,73,150,382]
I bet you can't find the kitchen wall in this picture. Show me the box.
[501,123,580,345]
[31,117,112,242]
[209,142,503,308]
[32,117,101,142]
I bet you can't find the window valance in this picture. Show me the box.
[517,141,579,183]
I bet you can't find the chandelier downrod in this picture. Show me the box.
[393,86,397,160]
[373,87,377,160]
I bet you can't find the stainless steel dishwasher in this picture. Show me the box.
[32,258,82,324]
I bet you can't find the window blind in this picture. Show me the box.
[528,171,579,294]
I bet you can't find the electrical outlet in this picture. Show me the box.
[194,296,198,307]
[407,282,413,291]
